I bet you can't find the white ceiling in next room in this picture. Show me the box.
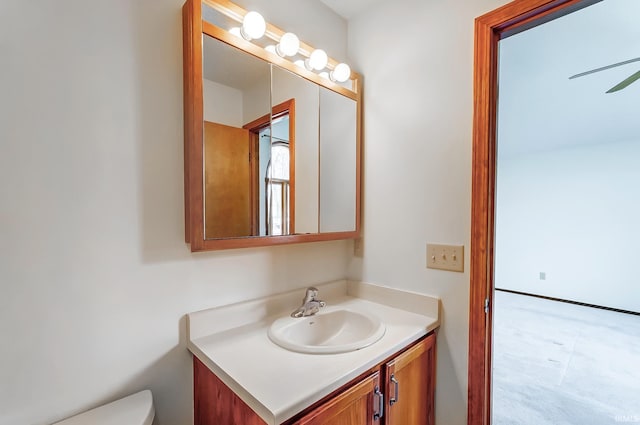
[497,0,640,158]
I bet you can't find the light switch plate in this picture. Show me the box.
[426,244,464,272]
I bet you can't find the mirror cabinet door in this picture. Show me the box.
[202,34,271,239]
[271,65,320,235]
[319,87,357,233]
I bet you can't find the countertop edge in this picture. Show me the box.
[188,341,278,425]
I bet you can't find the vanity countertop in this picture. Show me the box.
[186,280,440,425]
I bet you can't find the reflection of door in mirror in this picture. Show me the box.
[204,121,251,238]
[204,107,295,239]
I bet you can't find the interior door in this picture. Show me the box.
[204,121,251,238]
[385,334,436,425]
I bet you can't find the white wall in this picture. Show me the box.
[347,0,509,424]
[495,140,640,313]
[319,88,356,232]
[0,0,349,424]
[241,76,271,126]
[203,79,243,126]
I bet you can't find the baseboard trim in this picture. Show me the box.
[495,288,640,317]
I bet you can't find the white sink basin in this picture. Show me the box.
[268,307,386,354]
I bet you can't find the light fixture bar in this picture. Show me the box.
[201,0,345,73]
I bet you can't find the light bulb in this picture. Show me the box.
[305,49,328,71]
[240,11,266,40]
[294,59,305,68]
[330,63,351,83]
[276,32,300,57]
[265,45,277,54]
[229,27,241,38]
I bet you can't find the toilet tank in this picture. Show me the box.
[52,390,154,425]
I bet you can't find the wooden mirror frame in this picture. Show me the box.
[182,0,363,251]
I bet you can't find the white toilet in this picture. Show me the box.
[53,390,154,425]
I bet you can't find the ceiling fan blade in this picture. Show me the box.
[606,70,640,93]
[569,57,640,79]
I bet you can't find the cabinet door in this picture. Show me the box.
[294,371,383,425]
[385,333,436,425]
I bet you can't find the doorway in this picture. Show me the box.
[468,0,640,424]
[242,99,296,237]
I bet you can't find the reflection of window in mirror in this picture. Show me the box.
[265,115,290,236]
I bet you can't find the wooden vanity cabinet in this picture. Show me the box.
[384,333,436,425]
[291,372,381,425]
[193,332,436,425]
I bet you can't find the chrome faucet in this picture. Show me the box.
[291,287,326,318]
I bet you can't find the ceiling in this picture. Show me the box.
[203,34,270,90]
[497,0,640,158]
[318,0,385,20]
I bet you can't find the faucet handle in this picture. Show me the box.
[291,309,305,318]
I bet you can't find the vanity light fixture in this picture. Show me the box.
[215,1,353,84]
[276,32,300,57]
[305,49,328,71]
[240,11,266,40]
[330,63,351,83]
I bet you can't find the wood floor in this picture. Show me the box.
[492,291,640,425]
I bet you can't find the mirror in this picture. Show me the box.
[183,0,362,251]
[271,65,320,235]
[202,35,271,239]
[319,86,357,233]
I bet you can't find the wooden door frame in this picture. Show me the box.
[468,0,601,424]
[243,99,296,236]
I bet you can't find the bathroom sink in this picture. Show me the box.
[267,307,386,354]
